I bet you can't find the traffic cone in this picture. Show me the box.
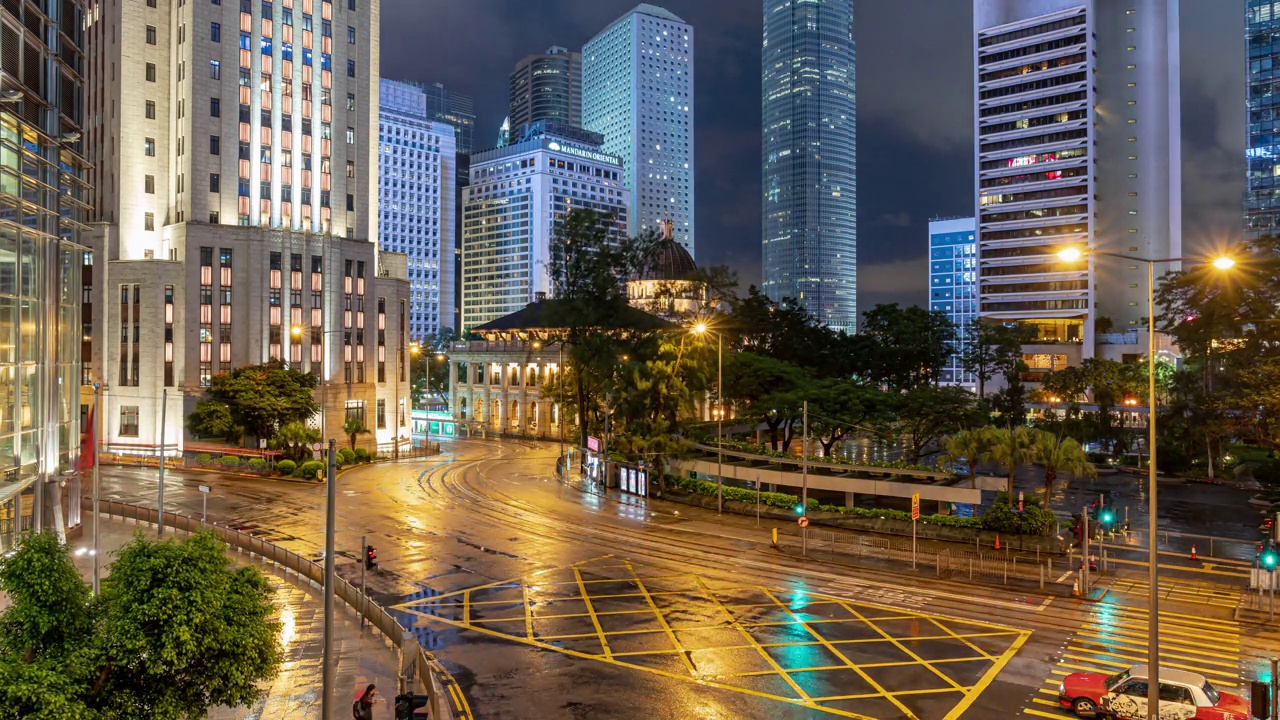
[1072,578,1080,596]
[994,535,1001,551]
[1191,544,1198,561]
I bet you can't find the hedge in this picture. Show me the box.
[194,453,213,466]
[715,440,944,474]
[219,455,241,467]
[337,448,356,466]
[246,458,267,472]
[276,459,297,475]
[667,475,817,510]
[299,460,324,480]
[354,448,370,463]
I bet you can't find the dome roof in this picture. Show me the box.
[639,239,697,281]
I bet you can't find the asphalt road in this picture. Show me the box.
[94,438,1280,720]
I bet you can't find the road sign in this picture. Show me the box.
[1018,491,1024,513]
[197,485,210,494]
[911,493,920,520]
[259,438,268,449]
[587,436,600,452]
[311,442,323,452]
[797,516,810,528]
[911,493,920,569]
[312,449,322,461]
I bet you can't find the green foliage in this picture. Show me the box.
[814,503,984,528]
[246,458,267,472]
[666,474,813,510]
[410,329,457,409]
[275,459,296,476]
[204,361,319,441]
[187,399,240,442]
[979,502,1056,536]
[937,428,993,488]
[889,385,980,463]
[219,455,241,467]
[1030,429,1096,501]
[337,448,355,466]
[960,321,1029,397]
[354,448,370,463]
[271,421,320,463]
[988,425,1037,498]
[857,303,957,391]
[342,418,369,451]
[299,460,323,480]
[0,531,281,719]
[194,453,213,466]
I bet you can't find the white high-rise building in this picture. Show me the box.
[461,122,629,332]
[84,0,414,453]
[379,79,456,341]
[974,0,1180,372]
[582,4,694,255]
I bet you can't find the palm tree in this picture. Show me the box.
[937,427,992,488]
[1031,429,1096,503]
[342,417,369,452]
[988,425,1036,501]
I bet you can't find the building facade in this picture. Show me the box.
[84,0,412,454]
[974,0,1181,367]
[928,218,978,389]
[460,122,629,332]
[0,0,92,539]
[761,0,858,333]
[582,4,694,256]
[1248,1,1280,237]
[421,82,476,156]
[379,79,456,340]
[509,46,582,131]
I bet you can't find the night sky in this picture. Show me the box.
[381,1,1245,312]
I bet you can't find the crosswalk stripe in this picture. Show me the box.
[1023,708,1067,718]
[1071,638,1241,668]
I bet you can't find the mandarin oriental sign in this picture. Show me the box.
[546,141,620,166]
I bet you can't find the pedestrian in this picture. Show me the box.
[353,683,377,720]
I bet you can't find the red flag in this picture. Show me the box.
[77,402,96,472]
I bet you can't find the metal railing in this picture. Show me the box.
[85,498,460,720]
[803,527,1067,591]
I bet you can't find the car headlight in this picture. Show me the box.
[1059,682,1066,695]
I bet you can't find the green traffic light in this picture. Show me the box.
[1100,509,1114,525]
[1265,552,1278,570]
[794,505,804,515]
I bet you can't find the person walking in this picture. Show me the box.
[353,683,378,720]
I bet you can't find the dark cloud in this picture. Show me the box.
[381,1,1245,313]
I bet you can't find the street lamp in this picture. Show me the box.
[1057,246,1234,719]
[692,323,724,513]
[291,324,352,443]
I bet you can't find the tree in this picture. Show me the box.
[961,321,1028,397]
[410,329,458,408]
[187,399,240,442]
[988,425,1036,500]
[889,385,976,463]
[722,352,809,451]
[0,531,281,719]
[204,361,319,441]
[272,421,320,462]
[342,417,369,451]
[807,379,883,457]
[1030,429,1096,502]
[937,427,992,488]
[858,303,957,391]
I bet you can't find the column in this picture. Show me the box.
[448,361,458,419]
[497,362,508,431]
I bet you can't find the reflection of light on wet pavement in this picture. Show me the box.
[279,606,296,648]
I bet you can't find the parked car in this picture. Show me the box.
[1059,665,1249,719]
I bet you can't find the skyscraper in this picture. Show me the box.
[421,82,476,156]
[461,122,629,331]
[583,4,694,255]
[84,0,413,452]
[929,218,978,388]
[974,0,1180,369]
[1,0,91,534]
[379,80,457,341]
[1248,1,1280,237]
[509,47,582,130]
[761,0,858,333]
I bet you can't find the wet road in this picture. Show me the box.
[95,438,1280,719]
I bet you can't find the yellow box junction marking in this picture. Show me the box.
[393,557,1031,719]
[1020,602,1243,717]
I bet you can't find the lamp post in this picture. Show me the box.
[1057,246,1234,719]
[692,323,724,513]
[293,325,353,444]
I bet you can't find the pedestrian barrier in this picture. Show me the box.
[83,497,463,720]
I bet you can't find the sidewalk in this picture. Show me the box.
[73,516,401,720]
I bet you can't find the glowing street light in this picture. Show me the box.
[691,321,724,513]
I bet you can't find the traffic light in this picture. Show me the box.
[794,504,805,515]
[1263,544,1278,572]
[364,544,378,570]
[1099,508,1115,527]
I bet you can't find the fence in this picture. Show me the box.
[85,497,460,720]
[803,527,1068,591]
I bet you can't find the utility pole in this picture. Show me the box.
[802,400,809,556]
[321,438,337,720]
[157,387,167,536]
[716,331,723,513]
[92,382,101,595]
[360,533,367,630]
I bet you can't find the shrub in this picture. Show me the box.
[980,502,1055,536]
[666,474,815,511]
[246,458,267,472]
[219,455,241,467]
[276,459,297,476]
[299,460,324,480]
[194,453,213,466]
[337,448,356,466]
[354,448,370,463]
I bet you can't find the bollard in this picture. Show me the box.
[969,557,973,579]
[1040,563,1046,590]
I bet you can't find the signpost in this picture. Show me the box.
[1018,491,1024,513]
[911,493,920,569]
[312,441,323,462]
[198,485,210,522]
[587,436,600,453]
[797,516,810,529]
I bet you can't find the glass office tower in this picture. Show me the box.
[929,218,978,388]
[1248,1,1280,237]
[761,0,857,333]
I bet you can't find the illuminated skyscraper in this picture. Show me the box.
[761,0,857,333]
[509,46,582,130]
[1248,1,1280,237]
[583,4,694,255]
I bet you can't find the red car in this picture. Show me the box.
[1058,665,1250,719]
